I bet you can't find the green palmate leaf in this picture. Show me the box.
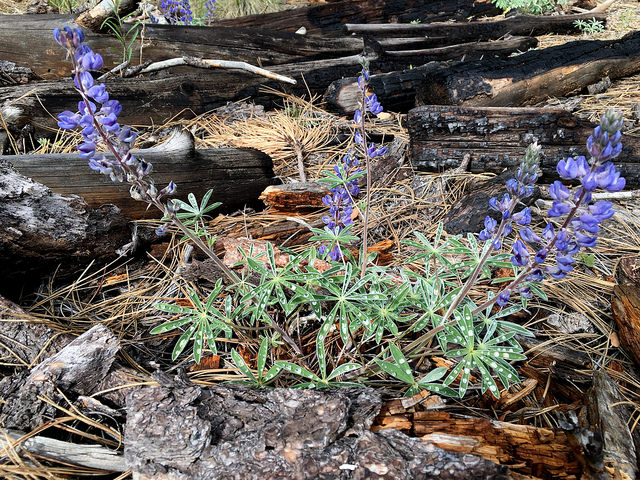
[193,325,204,363]
[276,361,321,382]
[257,336,269,376]
[375,358,414,384]
[172,323,198,360]
[231,348,256,381]
[153,303,196,315]
[316,318,332,379]
[150,315,194,334]
[376,343,414,384]
[327,362,361,381]
[419,366,448,383]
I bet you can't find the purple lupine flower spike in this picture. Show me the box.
[53,26,176,217]
[482,110,625,308]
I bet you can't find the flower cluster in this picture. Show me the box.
[159,0,193,24]
[319,152,361,260]
[54,27,177,230]
[205,0,216,20]
[318,59,386,261]
[479,109,625,306]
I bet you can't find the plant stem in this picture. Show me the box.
[359,86,372,279]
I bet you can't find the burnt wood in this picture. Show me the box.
[407,106,640,187]
[0,14,364,80]
[323,37,537,115]
[214,0,501,36]
[415,30,640,107]
[345,11,607,42]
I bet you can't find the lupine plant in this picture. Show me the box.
[155,0,215,25]
[55,27,625,399]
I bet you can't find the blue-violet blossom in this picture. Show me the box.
[478,110,625,306]
[54,27,177,234]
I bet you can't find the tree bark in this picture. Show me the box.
[214,0,501,36]
[400,410,581,478]
[0,14,364,80]
[0,294,71,367]
[124,377,509,479]
[415,30,640,107]
[345,11,607,42]
[407,105,640,187]
[611,284,640,369]
[5,130,278,218]
[0,161,131,292]
[323,36,539,115]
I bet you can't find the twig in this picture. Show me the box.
[123,56,297,84]
[96,60,132,81]
[588,0,616,13]
[0,428,126,472]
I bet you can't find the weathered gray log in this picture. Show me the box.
[125,377,509,479]
[0,294,71,368]
[214,0,500,35]
[345,11,607,41]
[407,106,640,187]
[5,130,277,218]
[382,36,537,60]
[0,14,364,80]
[415,30,640,107]
[0,161,130,290]
[0,428,126,472]
[0,324,119,431]
[583,371,637,480]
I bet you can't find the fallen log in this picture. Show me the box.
[0,324,119,431]
[124,378,509,479]
[5,130,278,218]
[0,161,130,293]
[345,11,607,42]
[214,0,501,35]
[1,36,537,134]
[0,14,364,80]
[407,106,640,187]
[416,30,640,107]
[324,36,539,115]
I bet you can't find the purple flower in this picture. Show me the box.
[54,26,177,221]
[548,181,571,201]
[519,227,540,244]
[512,207,531,226]
[511,239,530,267]
[57,110,80,129]
[496,290,511,307]
[87,83,109,103]
[557,156,589,180]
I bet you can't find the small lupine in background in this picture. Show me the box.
[54,27,625,400]
[159,0,193,24]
